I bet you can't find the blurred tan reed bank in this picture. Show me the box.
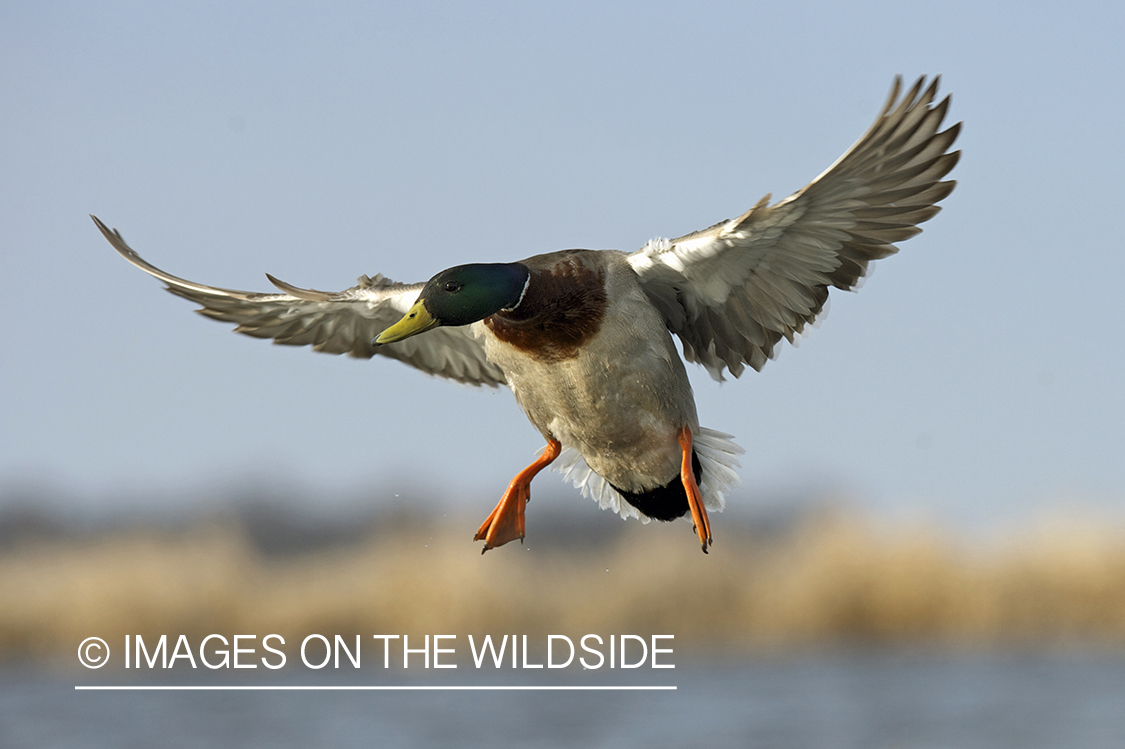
[3,510,1125,663]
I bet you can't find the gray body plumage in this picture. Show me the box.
[481,251,698,495]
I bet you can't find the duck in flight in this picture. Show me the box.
[94,76,959,554]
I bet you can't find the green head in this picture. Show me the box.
[375,262,530,344]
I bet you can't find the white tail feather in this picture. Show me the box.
[552,426,742,521]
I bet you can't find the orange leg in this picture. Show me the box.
[474,438,562,553]
[678,426,712,553]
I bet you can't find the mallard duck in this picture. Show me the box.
[94,76,959,554]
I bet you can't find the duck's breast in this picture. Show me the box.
[482,252,698,493]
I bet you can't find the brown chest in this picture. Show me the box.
[484,254,609,363]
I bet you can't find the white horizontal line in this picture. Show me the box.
[75,685,676,691]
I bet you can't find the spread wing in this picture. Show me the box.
[93,216,506,386]
[628,76,960,379]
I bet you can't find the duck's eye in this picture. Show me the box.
[444,281,463,293]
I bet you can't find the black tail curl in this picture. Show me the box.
[611,451,702,522]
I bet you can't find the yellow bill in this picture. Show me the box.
[375,300,439,344]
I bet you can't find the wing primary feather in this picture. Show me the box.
[628,76,960,379]
[93,215,507,386]
[265,274,334,302]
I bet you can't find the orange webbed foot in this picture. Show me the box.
[474,439,561,553]
[678,426,712,553]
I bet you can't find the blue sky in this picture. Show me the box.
[2,1,1123,528]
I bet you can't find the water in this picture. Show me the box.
[4,650,1125,748]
